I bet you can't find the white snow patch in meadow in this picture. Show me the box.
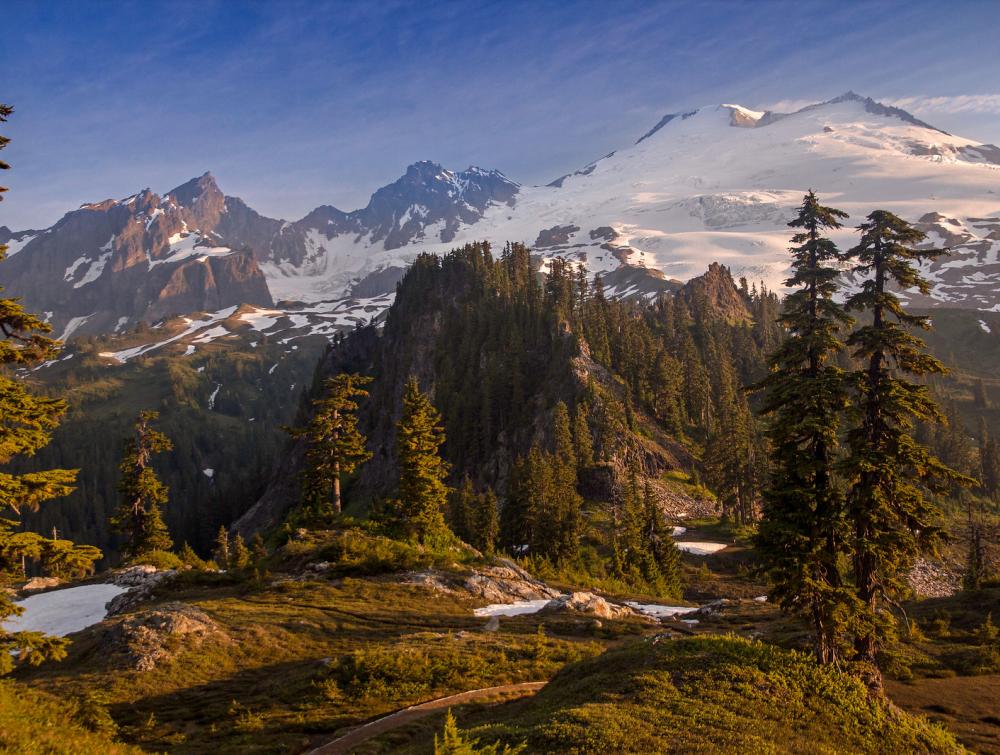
[675,542,729,556]
[208,384,221,410]
[2,583,127,637]
[473,599,553,617]
[979,319,992,333]
[671,526,687,537]
[625,602,699,619]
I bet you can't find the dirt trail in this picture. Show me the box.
[306,681,547,754]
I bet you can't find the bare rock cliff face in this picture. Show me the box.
[0,173,273,338]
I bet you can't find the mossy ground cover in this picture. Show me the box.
[0,680,140,754]
[364,636,962,754]
[16,531,611,753]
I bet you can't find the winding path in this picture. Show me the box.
[306,681,547,754]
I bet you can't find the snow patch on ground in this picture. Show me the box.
[979,319,992,333]
[473,599,554,617]
[2,583,127,637]
[675,542,729,556]
[625,602,699,619]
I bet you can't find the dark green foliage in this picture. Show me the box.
[286,373,372,515]
[395,377,452,543]
[448,477,499,553]
[752,191,853,664]
[842,209,974,669]
[111,411,174,559]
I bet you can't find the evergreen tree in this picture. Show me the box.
[842,210,973,675]
[475,488,500,554]
[287,373,372,515]
[396,377,451,543]
[213,525,230,568]
[434,708,525,755]
[572,402,594,470]
[752,191,852,664]
[1,102,88,672]
[641,481,682,597]
[112,411,174,559]
[448,477,476,544]
[230,533,251,570]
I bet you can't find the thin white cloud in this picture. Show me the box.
[887,94,1000,115]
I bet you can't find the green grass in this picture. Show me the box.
[369,635,963,754]
[0,680,140,754]
[17,566,605,753]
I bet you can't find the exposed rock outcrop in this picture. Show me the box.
[101,602,222,671]
[463,560,562,603]
[106,565,177,616]
[542,591,644,620]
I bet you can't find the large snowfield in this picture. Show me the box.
[2,583,126,637]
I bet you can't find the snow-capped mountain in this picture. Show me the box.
[4,91,1000,354]
[260,90,1000,313]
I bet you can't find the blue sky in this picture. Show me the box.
[3,0,999,229]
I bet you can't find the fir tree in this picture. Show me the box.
[213,525,230,568]
[112,411,174,560]
[230,534,251,570]
[842,210,973,675]
[396,377,451,543]
[475,488,500,554]
[287,373,372,515]
[448,476,476,544]
[752,191,852,664]
[1,102,87,672]
[572,402,594,470]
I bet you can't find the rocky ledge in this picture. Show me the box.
[101,602,223,671]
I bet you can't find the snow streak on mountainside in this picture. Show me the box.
[4,91,1000,352]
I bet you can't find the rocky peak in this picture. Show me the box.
[166,171,221,208]
[677,262,751,323]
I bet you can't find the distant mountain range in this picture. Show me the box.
[3,91,999,351]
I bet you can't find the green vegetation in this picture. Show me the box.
[286,373,372,516]
[753,191,852,664]
[393,376,453,544]
[842,210,973,672]
[0,680,140,754]
[18,535,604,754]
[112,410,174,560]
[377,636,960,754]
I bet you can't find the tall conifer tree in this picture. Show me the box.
[288,373,372,515]
[112,411,174,559]
[842,210,972,676]
[753,191,852,664]
[396,377,451,543]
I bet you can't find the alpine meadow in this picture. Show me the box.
[2,2,1000,753]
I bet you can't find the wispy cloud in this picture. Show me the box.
[887,94,1000,115]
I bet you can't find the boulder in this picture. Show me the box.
[463,559,561,604]
[543,591,640,620]
[106,566,177,616]
[103,602,221,671]
[21,577,61,593]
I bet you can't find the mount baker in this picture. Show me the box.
[2,91,999,346]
